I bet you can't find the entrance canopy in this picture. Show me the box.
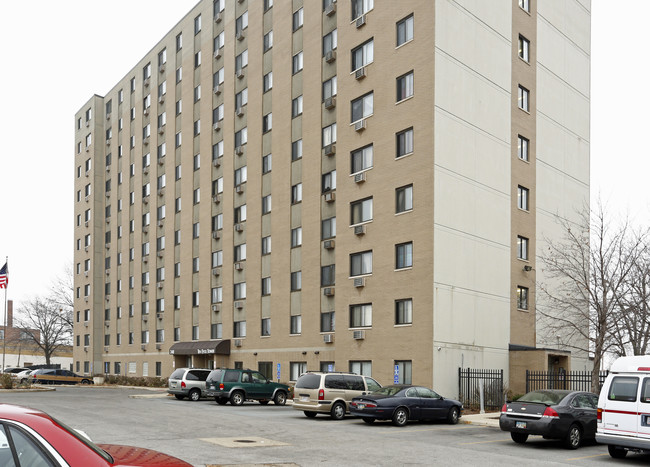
[169,340,230,356]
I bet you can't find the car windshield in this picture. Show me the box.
[370,386,403,397]
[517,390,571,405]
[51,416,114,463]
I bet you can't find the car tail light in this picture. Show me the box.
[364,403,377,408]
[181,381,186,388]
[318,389,324,401]
[597,408,603,422]
[219,383,224,390]
[501,403,507,413]
[542,406,559,419]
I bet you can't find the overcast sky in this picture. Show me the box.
[0,1,642,305]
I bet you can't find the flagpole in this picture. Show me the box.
[2,257,7,372]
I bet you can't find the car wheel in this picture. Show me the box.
[81,379,91,385]
[362,418,375,425]
[230,391,245,406]
[259,400,270,405]
[273,391,287,406]
[392,407,409,427]
[175,394,185,400]
[564,424,582,450]
[330,402,345,420]
[216,397,228,405]
[608,445,627,459]
[304,411,317,418]
[511,432,528,444]
[447,407,460,425]
[188,389,201,401]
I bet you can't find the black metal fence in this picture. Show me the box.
[458,368,504,411]
[525,370,609,393]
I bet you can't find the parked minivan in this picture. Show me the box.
[167,368,211,401]
[293,371,382,420]
[597,356,650,458]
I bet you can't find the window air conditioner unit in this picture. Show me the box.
[84,346,89,352]
[106,165,110,172]
[85,146,90,152]
[212,304,221,312]
[142,315,148,323]
[236,30,245,41]
[323,334,334,343]
[158,220,164,227]
[143,137,150,146]
[144,78,150,87]
[143,226,149,233]
[353,330,365,340]
[104,346,109,352]
[158,127,165,136]
[158,156,165,165]
[141,344,147,350]
[236,68,244,79]
[324,97,336,110]
[84,297,89,302]
[158,96,165,104]
[157,251,163,258]
[355,67,366,80]
[214,48,222,59]
[212,231,221,239]
[324,192,336,203]
[215,12,222,23]
[105,268,110,276]
[356,14,366,28]
[144,108,150,116]
[106,139,111,145]
[86,120,90,127]
[84,246,89,252]
[325,3,336,16]
[354,172,366,183]
[143,196,149,204]
[323,287,335,297]
[213,158,221,167]
[234,339,242,347]
[234,224,244,232]
[158,65,165,74]
[143,256,148,263]
[142,286,148,292]
[235,106,244,117]
[156,281,163,289]
[156,343,162,350]
[212,194,221,204]
[324,240,335,249]
[354,277,365,288]
[235,185,244,194]
[235,146,244,156]
[354,225,366,236]
[105,191,110,198]
[213,84,222,94]
[105,217,111,224]
[156,312,163,320]
[213,122,221,131]
[144,167,149,175]
[84,271,88,277]
[85,221,89,227]
[157,188,164,197]
[212,268,221,276]
[325,50,336,63]
[85,195,90,203]
[85,170,90,177]
[106,113,111,120]
[323,144,336,156]
[105,243,110,250]
[234,262,243,270]
[354,119,366,132]
[234,301,244,309]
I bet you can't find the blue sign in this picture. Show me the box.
[328,364,334,372]
[276,363,281,380]
[394,365,400,384]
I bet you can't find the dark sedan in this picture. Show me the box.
[499,389,598,449]
[349,385,463,427]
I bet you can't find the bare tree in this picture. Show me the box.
[537,201,647,392]
[48,262,74,328]
[14,297,72,366]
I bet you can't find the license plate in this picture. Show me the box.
[515,421,527,429]
[357,404,365,409]
[300,396,309,402]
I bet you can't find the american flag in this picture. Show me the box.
[0,262,7,288]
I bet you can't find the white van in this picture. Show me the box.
[597,356,650,458]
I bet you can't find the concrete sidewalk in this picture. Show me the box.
[462,412,501,428]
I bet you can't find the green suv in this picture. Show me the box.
[206,368,290,406]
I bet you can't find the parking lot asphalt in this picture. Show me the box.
[2,387,650,466]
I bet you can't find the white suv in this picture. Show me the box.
[597,356,650,458]
[292,372,382,420]
[167,368,211,401]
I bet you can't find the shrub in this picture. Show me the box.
[103,375,167,387]
[0,374,13,389]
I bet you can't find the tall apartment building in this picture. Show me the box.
[73,0,590,396]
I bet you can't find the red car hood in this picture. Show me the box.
[98,444,192,467]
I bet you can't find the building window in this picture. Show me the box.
[263,30,273,52]
[234,321,246,338]
[192,257,200,273]
[322,217,336,240]
[395,299,413,325]
[261,277,271,296]
[292,96,303,118]
[349,361,372,376]
[263,113,272,133]
[292,8,303,31]
[194,85,201,102]
[323,29,337,55]
[291,227,302,247]
[192,291,199,307]
[396,71,414,102]
[321,265,335,287]
[517,236,529,260]
[518,135,529,161]
[234,205,247,223]
[290,315,302,335]
[290,362,306,381]
[323,76,337,100]
[322,123,337,147]
[291,271,302,291]
[351,92,373,123]
[211,323,223,339]
[395,361,412,384]
[352,0,373,19]
[262,154,272,174]
[519,0,530,13]
[174,327,180,341]
[292,51,304,74]
[262,236,271,255]
[234,244,246,262]
[396,127,414,158]
[194,14,201,35]
[518,85,530,111]
[350,251,372,277]
[396,14,414,46]
[235,50,248,72]
[351,145,373,174]
[234,282,246,300]
[194,120,201,137]
[192,326,200,340]
[262,195,271,214]
[235,166,247,186]
[292,139,303,160]
[235,128,248,147]
[193,188,200,204]
[292,183,302,204]
[235,88,248,109]
[396,242,413,269]
[322,171,336,193]
[351,197,373,225]
[518,186,529,211]
[396,184,413,213]
[236,11,248,34]
[264,0,273,11]
[176,33,182,51]
[517,286,529,310]
[351,39,374,71]
[261,318,271,336]
[350,304,372,328]
[518,35,530,62]
[212,250,223,268]
[321,311,335,333]
[263,72,273,92]
[194,51,201,68]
